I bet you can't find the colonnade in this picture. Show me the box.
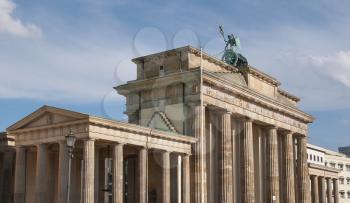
[13,140,191,203]
[310,175,339,203]
[193,105,310,203]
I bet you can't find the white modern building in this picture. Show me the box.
[307,143,350,203]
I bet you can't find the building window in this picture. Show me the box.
[317,156,319,162]
[347,191,350,198]
[159,66,165,77]
[346,165,350,171]
[340,192,345,198]
[347,178,350,185]
[310,154,312,160]
[340,178,344,185]
[321,157,323,163]
[314,155,316,161]
[330,163,336,168]
[339,164,344,170]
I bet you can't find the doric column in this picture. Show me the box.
[326,178,333,203]
[192,104,207,203]
[58,141,69,203]
[333,179,339,203]
[14,147,26,203]
[297,136,310,203]
[83,139,95,203]
[35,144,48,203]
[266,126,280,203]
[139,147,147,203]
[182,154,190,203]
[113,143,124,203]
[0,150,15,203]
[220,111,233,203]
[283,131,295,203]
[241,117,255,203]
[177,155,182,203]
[311,175,319,203]
[161,151,170,203]
[319,177,326,203]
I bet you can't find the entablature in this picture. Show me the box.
[203,71,313,124]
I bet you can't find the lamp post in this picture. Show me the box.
[65,129,76,203]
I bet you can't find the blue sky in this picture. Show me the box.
[1,0,350,150]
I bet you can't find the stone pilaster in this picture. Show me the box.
[139,147,147,203]
[333,179,339,203]
[113,143,124,203]
[58,141,69,203]
[220,111,233,203]
[319,177,326,203]
[83,139,95,203]
[326,178,333,203]
[192,104,207,203]
[297,136,310,203]
[0,150,15,203]
[161,151,170,203]
[266,126,280,203]
[35,144,48,203]
[182,154,190,203]
[241,117,255,203]
[14,147,26,203]
[284,131,295,203]
[311,175,319,203]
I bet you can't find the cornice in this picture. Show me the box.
[88,116,197,144]
[187,46,239,73]
[278,88,300,102]
[308,163,340,174]
[245,65,280,86]
[203,71,314,123]
[115,69,199,95]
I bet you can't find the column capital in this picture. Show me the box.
[280,129,294,135]
[83,138,96,142]
[115,142,125,146]
[265,125,277,130]
[217,108,233,115]
[187,101,201,107]
[238,116,254,122]
[35,143,48,147]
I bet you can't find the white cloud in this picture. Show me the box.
[0,0,42,38]
[306,51,350,87]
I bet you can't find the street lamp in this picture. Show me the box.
[65,129,76,203]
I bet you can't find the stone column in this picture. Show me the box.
[266,126,280,203]
[297,136,310,203]
[319,177,326,203]
[326,178,333,203]
[220,111,233,203]
[139,147,147,203]
[35,144,48,203]
[83,139,95,203]
[241,117,255,203]
[58,141,69,203]
[182,154,190,203]
[283,131,295,203]
[311,175,319,203]
[0,150,15,203]
[192,104,207,203]
[161,151,170,203]
[112,143,124,203]
[14,147,26,203]
[177,155,182,203]
[333,179,339,203]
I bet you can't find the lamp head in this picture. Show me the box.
[65,129,76,149]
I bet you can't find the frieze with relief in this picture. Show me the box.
[203,85,308,130]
